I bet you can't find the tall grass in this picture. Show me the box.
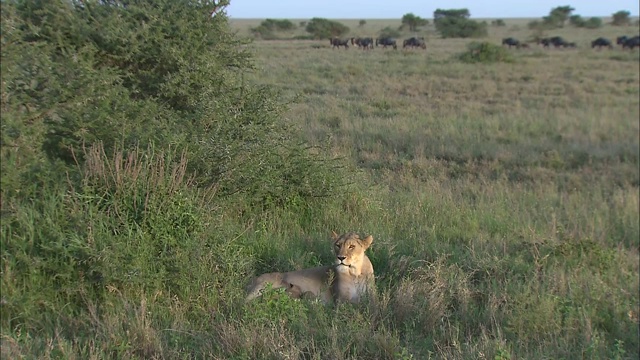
[2,19,639,359]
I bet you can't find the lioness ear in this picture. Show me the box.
[331,231,339,240]
[362,235,373,248]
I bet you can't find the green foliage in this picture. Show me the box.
[401,13,429,32]
[434,8,488,38]
[569,15,585,27]
[244,284,308,325]
[611,10,631,26]
[1,0,344,209]
[434,8,471,20]
[359,19,367,27]
[305,17,350,39]
[458,42,514,64]
[379,26,402,39]
[543,5,575,28]
[584,17,603,29]
[251,18,296,39]
[2,8,639,360]
[570,15,603,29]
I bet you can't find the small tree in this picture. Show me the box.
[611,10,631,26]
[379,26,401,38]
[305,18,350,39]
[359,19,366,27]
[570,15,602,29]
[543,5,575,28]
[584,17,603,29]
[434,8,487,38]
[459,42,514,64]
[569,15,585,27]
[401,13,429,31]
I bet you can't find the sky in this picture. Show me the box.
[226,0,639,19]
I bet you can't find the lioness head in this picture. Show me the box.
[331,231,373,275]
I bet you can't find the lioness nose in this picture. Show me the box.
[337,256,346,261]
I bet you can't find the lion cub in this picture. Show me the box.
[245,232,375,304]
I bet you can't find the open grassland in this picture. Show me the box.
[2,17,639,359]
[234,19,640,358]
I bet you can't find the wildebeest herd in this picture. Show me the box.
[331,34,640,52]
[501,35,640,50]
[330,36,425,50]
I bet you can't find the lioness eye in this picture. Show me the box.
[349,245,355,249]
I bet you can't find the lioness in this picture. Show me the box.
[245,231,375,304]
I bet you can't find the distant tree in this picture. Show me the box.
[584,17,603,29]
[543,5,575,28]
[401,13,429,32]
[433,8,487,38]
[611,10,631,26]
[305,18,349,39]
[379,26,401,39]
[569,15,602,29]
[299,21,307,27]
[250,19,296,39]
[569,15,585,27]
[359,19,366,27]
[434,8,470,21]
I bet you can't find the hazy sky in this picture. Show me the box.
[226,1,639,19]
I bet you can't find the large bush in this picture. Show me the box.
[434,8,488,38]
[611,10,631,26]
[458,41,514,64]
[570,15,603,29]
[1,0,344,207]
[1,0,353,354]
[305,17,350,39]
[251,18,296,39]
[401,13,429,32]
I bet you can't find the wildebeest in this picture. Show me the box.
[403,37,426,49]
[616,36,628,46]
[330,37,350,49]
[541,36,568,48]
[350,37,374,50]
[359,37,374,50]
[591,37,613,49]
[376,37,398,49]
[622,36,640,49]
[502,37,520,48]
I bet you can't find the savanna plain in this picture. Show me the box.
[2,15,639,360]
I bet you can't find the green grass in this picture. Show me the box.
[2,19,639,359]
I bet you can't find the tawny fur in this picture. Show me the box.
[245,232,375,304]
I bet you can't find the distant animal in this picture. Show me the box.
[350,37,373,49]
[403,37,426,49]
[376,37,398,49]
[591,37,613,49]
[622,36,640,49]
[616,36,628,46]
[564,42,577,49]
[359,37,374,50]
[502,37,520,48]
[330,37,350,49]
[245,232,376,304]
[541,36,568,48]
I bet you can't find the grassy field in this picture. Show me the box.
[231,19,640,358]
[2,17,639,359]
